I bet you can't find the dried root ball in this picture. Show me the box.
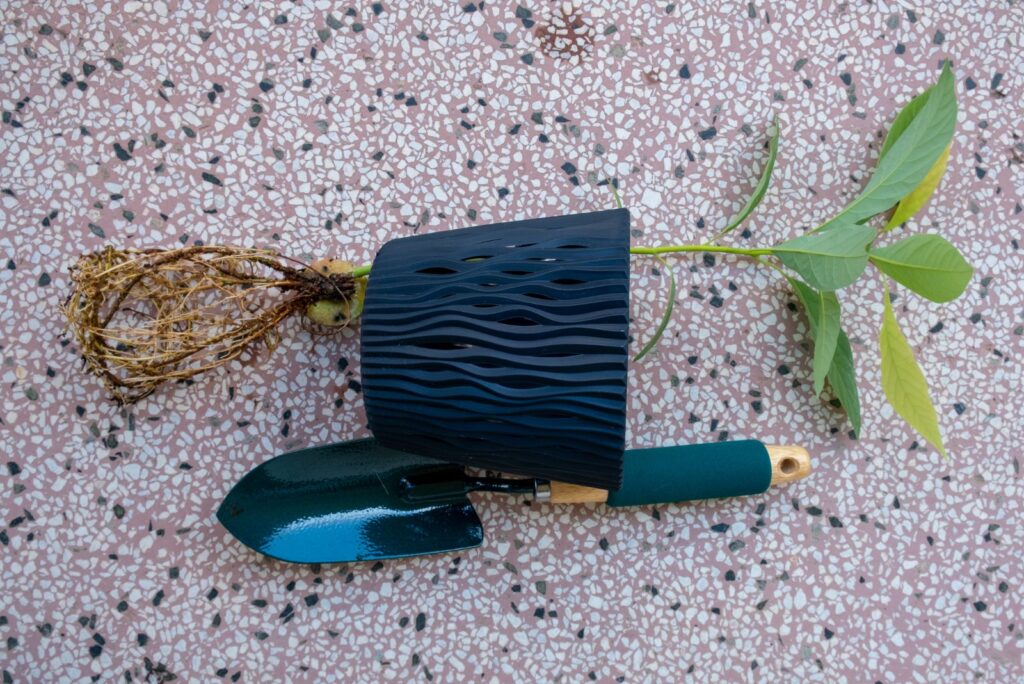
[306,300,347,327]
[304,259,365,327]
[309,258,354,277]
[63,245,357,404]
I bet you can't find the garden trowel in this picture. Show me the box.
[218,438,811,564]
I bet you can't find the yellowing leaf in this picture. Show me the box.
[879,285,948,458]
[885,144,951,230]
[815,62,957,231]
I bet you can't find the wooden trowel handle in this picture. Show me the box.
[765,445,813,485]
[548,444,811,505]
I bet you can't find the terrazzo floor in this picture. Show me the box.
[2,1,1023,681]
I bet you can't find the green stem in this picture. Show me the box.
[609,180,623,209]
[630,245,772,258]
[352,263,372,278]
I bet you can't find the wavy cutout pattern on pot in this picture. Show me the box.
[360,209,631,490]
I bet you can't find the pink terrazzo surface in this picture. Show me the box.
[2,1,1022,681]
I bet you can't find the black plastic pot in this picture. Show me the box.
[360,209,631,490]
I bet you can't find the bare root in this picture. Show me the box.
[62,245,355,404]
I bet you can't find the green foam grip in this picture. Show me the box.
[605,440,772,507]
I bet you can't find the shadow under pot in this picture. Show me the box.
[359,208,631,490]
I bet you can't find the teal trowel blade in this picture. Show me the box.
[217,438,483,563]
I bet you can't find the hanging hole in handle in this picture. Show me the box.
[780,457,798,475]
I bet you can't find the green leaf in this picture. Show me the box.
[878,87,932,161]
[710,116,779,242]
[880,285,948,458]
[884,143,950,230]
[817,62,957,230]
[789,278,841,395]
[633,255,676,362]
[869,234,972,302]
[771,223,876,291]
[827,329,861,434]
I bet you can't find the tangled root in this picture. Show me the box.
[63,245,356,405]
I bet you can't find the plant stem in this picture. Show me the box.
[353,263,372,278]
[609,180,623,209]
[630,245,772,258]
